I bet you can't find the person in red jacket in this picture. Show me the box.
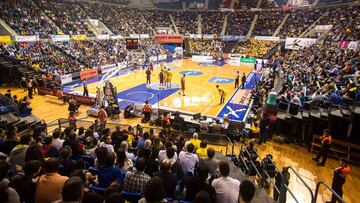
[98,105,107,130]
[313,129,332,166]
[326,158,350,203]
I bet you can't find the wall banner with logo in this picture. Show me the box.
[285,38,317,50]
[154,34,184,43]
[80,68,98,80]
[51,35,71,42]
[60,74,73,85]
[0,36,12,45]
[15,35,39,42]
[254,36,280,41]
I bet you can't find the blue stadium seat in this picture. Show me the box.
[122,191,143,203]
[89,185,106,195]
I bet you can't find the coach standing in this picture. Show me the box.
[241,73,246,89]
[83,79,89,97]
[234,71,240,88]
[313,129,332,166]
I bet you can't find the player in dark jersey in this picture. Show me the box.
[159,70,164,89]
[179,74,185,96]
[146,68,151,85]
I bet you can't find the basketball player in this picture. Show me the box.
[150,62,154,72]
[159,70,164,89]
[179,74,185,96]
[163,68,168,89]
[167,69,172,88]
[146,68,151,86]
[234,71,240,88]
[216,85,227,104]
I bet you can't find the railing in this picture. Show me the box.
[45,118,230,147]
[286,166,315,203]
[314,181,345,203]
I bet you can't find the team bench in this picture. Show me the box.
[44,94,64,105]
[311,134,360,163]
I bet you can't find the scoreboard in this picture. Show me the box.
[126,39,139,50]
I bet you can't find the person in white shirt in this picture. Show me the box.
[212,161,240,203]
[120,141,135,161]
[158,141,178,163]
[179,143,198,175]
[99,134,114,154]
[51,129,64,151]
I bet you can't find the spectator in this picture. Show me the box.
[98,153,125,188]
[24,144,45,164]
[69,170,103,203]
[52,129,65,151]
[58,146,76,176]
[63,132,83,156]
[9,135,32,171]
[239,180,256,203]
[123,158,151,193]
[116,149,133,171]
[193,191,212,203]
[41,136,59,158]
[185,166,217,203]
[0,160,20,203]
[199,148,218,175]
[196,140,208,159]
[179,143,199,175]
[211,161,240,203]
[138,176,167,203]
[0,130,19,155]
[154,160,178,198]
[190,133,201,149]
[99,133,114,154]
[56,176,84,203]
[35,158,69,203]
[9,160,41,203]
[120,141,135,161]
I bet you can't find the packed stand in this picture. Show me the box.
[55,40,127,68]
[0,42,84,75]
[233,0,259,9]
[278,43,360,107]
[189,40,223,55]
[226,12,254,36]
[142,10,174,34]
[115,9,154,34]
[232,40,278,58]
[278,8,323,38]
[201,12,225,35]
[0,0,58,38]
[318,5,360,42]
[252,11,285,36]
[81,3,132,36]
[260,0,278,8]
[35,0,95,36]
[173,11,199,34]
[139,39,167,56]
[0,121,259,203]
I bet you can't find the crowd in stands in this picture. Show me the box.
[139,39,167,56]
[173,11,199,34]
[189,40,223,56]
[252,11,285,36]
[201,12,225,35]
[143,10,174,34]
[233,0,259,9]
[118,9,154,35]
[0,122,257,203]
[232,40,278,58]
[0,0,58,38]
[278,43,359,106]
[278,9,322,38]
[226,12,254,36]
[55,40,127,69]
[81,3,132,36]
[1,42,84,75]
[35,0,95,36]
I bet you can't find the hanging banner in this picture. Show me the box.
[220,8,234,12]
[254,36,280,41]
[315,25,333,30]
[101,64,117,74]
[285,38,317,50]
[221,35,247,41]
[153,34,184,43]
[111,35,123,40]
[0,36,12,45]
[50,35,70,42]
[140,34,150,39]
[80,68,98,80]
[348,41,359,50]
[97,34,110,40]
[189,34,202,39]
[15,35,39,42]
[240,57,256,64]
[60,74,73,85]
[71,35,87,41]
[130,34,140,38]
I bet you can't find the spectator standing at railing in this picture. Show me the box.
[327,158,350,203]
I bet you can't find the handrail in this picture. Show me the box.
[314,181,345,203]
[240,144,263,178]
[286,166,315,203]
[233,141,249,172]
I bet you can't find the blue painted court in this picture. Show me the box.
[217,103,248,122]
[208,77,234,84]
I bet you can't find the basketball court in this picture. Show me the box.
[67,59,258,121]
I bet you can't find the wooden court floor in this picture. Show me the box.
[72,59,253,117]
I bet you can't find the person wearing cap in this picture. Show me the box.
[326,158,351,203]
[313,129,332,166]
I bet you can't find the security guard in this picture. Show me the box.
[312,129,332,166]
[326,158,350,203]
